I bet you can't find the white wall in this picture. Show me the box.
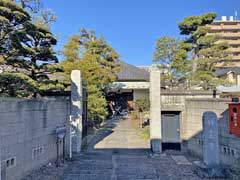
[133,89,149,100]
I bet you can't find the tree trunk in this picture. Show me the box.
[31,58,36,80]
[192,45,199,73]
[20,0,26,8]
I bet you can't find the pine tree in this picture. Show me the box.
[153,37,191,88]
[178,13,217,72]
[59,29,120,120]
[0,0,59,96]
[178,12,231,89]
[11,22,58,80]
[0,0,30,60]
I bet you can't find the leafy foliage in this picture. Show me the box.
[0,0,30,59]
[0,73,37,97]
[61,35,81,62]
[153,37,191,88]
[0,0,59,97]
[154,12,232,90]
[59,29,120,120]
[134,97,150,112]
[178,12,231,90]
[14,0,57,28]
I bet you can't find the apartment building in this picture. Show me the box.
[207,16,240,67]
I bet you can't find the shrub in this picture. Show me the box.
[129,111,139,120]
[0,73,37,97]
[134,97,150,112]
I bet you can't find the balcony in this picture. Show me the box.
[216,56,240,62]
[229,48,240,52]
[219,33,240,38]
[215,41,240,52]
[232,56,240,60]
[209,25,240,31]
[212,20,240,25]
[217,40,240,45]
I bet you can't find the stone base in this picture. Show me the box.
[150,139,162,153]
[194,161,227,178]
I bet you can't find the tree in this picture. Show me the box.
[34,8,57,28]
[153,37,191,88]
[59,29,120,120]
[13,0,58,77]
[178,12,231,89]
[14,0,57,28]
[178,12,217,72]
[11,22,58,80]
[0,73,37,97]
[193,40,231,89]
[61,34,81,62]
[0,0,57,77]
[0,0,30,60]
[77,28,120,88]
[0,0,59,96]
[14,0,42,13]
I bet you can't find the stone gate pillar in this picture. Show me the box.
[150,65,162,153]
[70,70,83,153]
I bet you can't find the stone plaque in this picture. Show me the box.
[202,111,219,167]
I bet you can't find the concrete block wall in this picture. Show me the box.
[160,92,218,146]
[185,98,240,165]
[0,98,70,180]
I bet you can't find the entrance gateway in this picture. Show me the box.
[161,111,181,151]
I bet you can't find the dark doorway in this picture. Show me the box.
[162,143,181,151]
[161,111,181,151]
[107,91,133,115]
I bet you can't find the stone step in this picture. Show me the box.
[78,151,113,157]
[72,169,112,174]
[117,174,159,180]
[66,163,112,174]
[112,149,150,155]
[64,174,111,180]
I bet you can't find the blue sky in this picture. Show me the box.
[42,0,240,66]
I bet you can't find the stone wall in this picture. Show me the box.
[161,91,217,111]
[185,98,240,165]
[160,91,218,145]
[0,98,70,180]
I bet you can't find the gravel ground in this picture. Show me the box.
[20,161,70,180]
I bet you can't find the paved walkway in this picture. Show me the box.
[61,117,223,180]
[88,116,150,151]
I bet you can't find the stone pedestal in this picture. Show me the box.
[70,70,83,153]
[149,65,162,153]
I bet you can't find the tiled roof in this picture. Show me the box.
[116,61,149,81]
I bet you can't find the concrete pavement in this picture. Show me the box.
[60,117,219,180]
